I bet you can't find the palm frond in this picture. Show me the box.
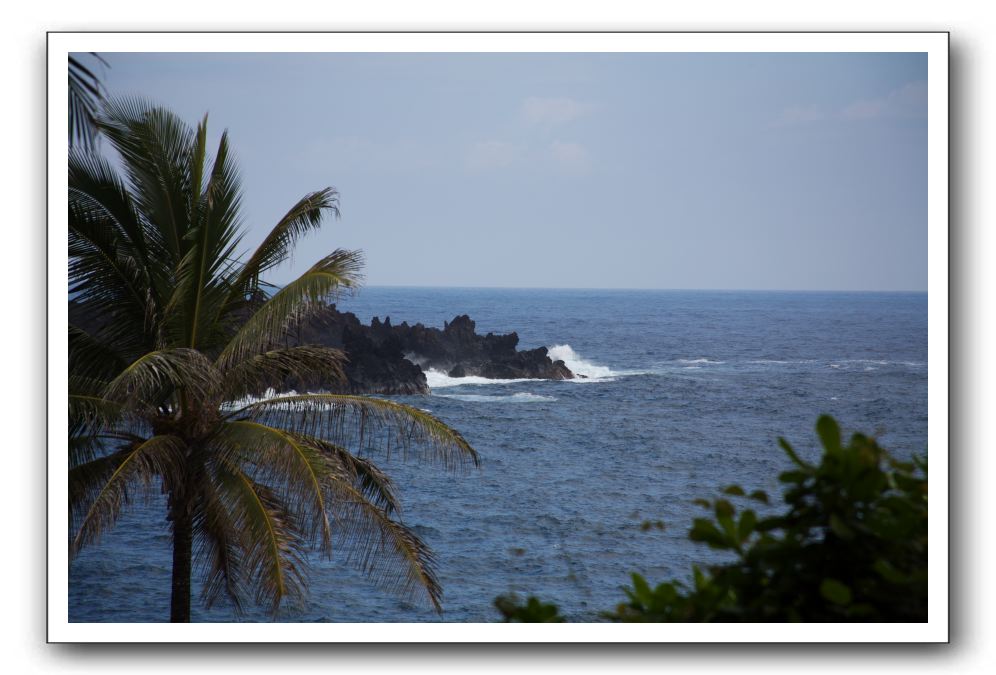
[216,424,440,613]
[213,420,336,553]
[103,348,221,409]
[69,158,162,355]
[188,114,208,226]
[68,393,129,440]
[220,345,348,403]
[68,432,118,470]
[68,149,166,291]
[67,390,150,468]
[68,54,106,149]
[298,435,401,515]
[323,478,443,612]
[228,188,341,302]
[169,127,245,350]
[96,98,196,263]
[214,250,364,371]
[194,475,248,614]
[230,393,479,470]
[69,323,128,385]
[70,434,186,557]
[211,457,309,616]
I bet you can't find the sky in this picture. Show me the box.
[84,52,928,291]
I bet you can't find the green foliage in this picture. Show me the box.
[495,595,566,623]
[496,416,927,622]
[607,416,927,622]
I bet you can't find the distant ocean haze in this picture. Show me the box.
[70,288,927,622]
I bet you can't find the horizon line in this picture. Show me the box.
[328,284,928,294]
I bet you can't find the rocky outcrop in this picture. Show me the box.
[291,307,573,394]
[371,314,572,380]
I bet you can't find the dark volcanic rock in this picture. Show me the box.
[375,313,573,382]
[337,325,428,395]
[284,309,428,395]
[293,307,574,393]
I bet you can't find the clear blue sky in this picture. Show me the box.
[87,52,928,291]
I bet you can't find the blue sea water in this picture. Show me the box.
[68,288,928,623]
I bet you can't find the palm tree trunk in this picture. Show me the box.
[170,498,193,623]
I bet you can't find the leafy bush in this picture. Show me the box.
[497,416,928,622]
[494,594,565,622]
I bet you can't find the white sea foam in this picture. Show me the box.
[221,387,299,411]
[424,369,538,388]
[436,392,557,403]
[547,344,618,380]
[675,358,725,365]
[823,359,924,371]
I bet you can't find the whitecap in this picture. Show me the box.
[424,369,538,388]
[435,392,557,403]
[675,358,725,365]
[547,344,620,380]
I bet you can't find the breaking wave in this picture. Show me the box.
[547,344,619,380]
[435,392,557,403]
[424,370,538,388]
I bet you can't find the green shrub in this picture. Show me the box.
[494,594,566,622]
[497,416,928,622]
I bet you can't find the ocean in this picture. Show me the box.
[68,287,928,622]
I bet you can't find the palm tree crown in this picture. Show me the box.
[68,98,478,622]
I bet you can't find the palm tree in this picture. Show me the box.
[68,98,478,622]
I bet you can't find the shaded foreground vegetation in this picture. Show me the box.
[496,416,927,622]
[68,99,478,622]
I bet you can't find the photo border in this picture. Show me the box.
[48,30,949,643]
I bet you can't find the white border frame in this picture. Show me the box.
[48,31,949,643]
